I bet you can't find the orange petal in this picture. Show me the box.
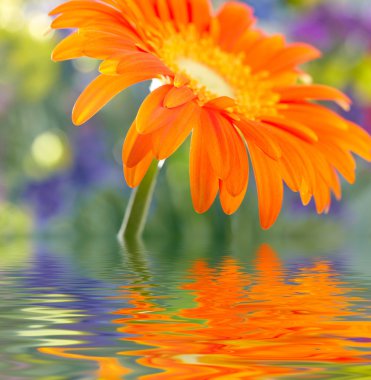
[151,102,200,160]
[280,103,348,130]
[316,142,356,184]
[232,29,264,54]
[276,85,351,111]
[261,116,318,143]
[136,85,173,134]
[300,186,313,207]
[279,155,302,192]
[135,0,160,25]
[248,144,283,229]
[297,141,343,210]
[72,73,156,126]
[188,0,212,32]
[167,0,189,26]
[155,0,171,22]
[219,180,247,215]
[313,174,331,214]
[236,119,282,160]
[122,122,152,168]
[99,59,121,75]
[307,120,371,161]
[124,154,153,188]
[115,52,172,76]
[329,169,342,201]
[81,32,138,60]
[268,43,321,74]
[224,126,249,196]
[80,19,137,39]
[244,35,285,72]
[201,110,235,180]
[205,96,236,111]
[49,0,121,17]
[269,71,299,87]
[269,127,315,194]
[312,146,338,192]
[115,0,144,23]
[346,121,371,161]
[164,86,196,108]
[279,143,306,192]
[99,51,169,75]
[190,127,219,213]
[216,3,255,50]
[52,32,83,61]
[51,10,123,30]
[173,73,190,87]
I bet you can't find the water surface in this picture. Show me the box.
[1,238,371,379]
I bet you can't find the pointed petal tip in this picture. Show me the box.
[73,120,84,127]
[51,50,65,62]
[71,109,86,126]
[50,51,57,62]
[259,211,280,229]
[194,206,210,214]
[260,220,274,230]
[339,100,351,112]
[312,46,322,58]
[222,207,237,216]
[299,43,322,60]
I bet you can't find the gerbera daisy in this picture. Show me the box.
[50,0,371,229]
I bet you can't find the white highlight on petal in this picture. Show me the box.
[149,78,163,93]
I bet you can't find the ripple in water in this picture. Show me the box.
[1,241,371,379]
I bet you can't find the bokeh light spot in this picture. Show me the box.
[28,13,53,41]
[31,132,66,169]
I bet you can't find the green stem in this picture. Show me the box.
[118,161,160,242]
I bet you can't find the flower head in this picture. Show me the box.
[50,0,371,228]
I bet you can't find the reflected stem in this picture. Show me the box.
[118,160,161,242]
[121,237,153,286]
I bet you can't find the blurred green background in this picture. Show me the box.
[1,0,371,244]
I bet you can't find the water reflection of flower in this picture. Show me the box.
[39,244,371,379]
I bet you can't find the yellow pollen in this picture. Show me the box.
[157,26,279,120]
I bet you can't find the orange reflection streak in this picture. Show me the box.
[116,245,371,379]
[38,245,371,379]
[182,246,371,363]
[38,347,130,379]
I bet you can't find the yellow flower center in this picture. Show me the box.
[157,27,279,120]
[176,58,235,99]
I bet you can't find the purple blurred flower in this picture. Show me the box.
[69,128,114,188]
[291,5,371,51]
[24,175,70,222]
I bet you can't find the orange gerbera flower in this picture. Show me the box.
[50,0,371,228]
